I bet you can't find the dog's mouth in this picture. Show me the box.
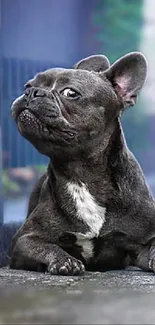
[17,109,49,138]
[17,108,76,142]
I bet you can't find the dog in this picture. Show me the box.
[10,52,155,275]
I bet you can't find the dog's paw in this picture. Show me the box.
[47,256,85,276]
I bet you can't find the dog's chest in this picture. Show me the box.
[67,182,106,260]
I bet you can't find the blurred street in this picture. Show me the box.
[4,196,28,223]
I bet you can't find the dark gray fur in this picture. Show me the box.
[10,52,155,275]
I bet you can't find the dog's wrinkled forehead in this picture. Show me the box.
[28,68,106,93]
[25,51,147,110]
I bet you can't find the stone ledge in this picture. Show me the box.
[1,267,155,324]
[0,267,84,290]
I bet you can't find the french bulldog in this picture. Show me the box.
[10,52,155,275]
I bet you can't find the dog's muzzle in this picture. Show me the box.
[24,87,46,102]
[11,87,60,120]
[24,87,60,118]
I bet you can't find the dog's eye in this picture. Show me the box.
[61,88,80,99]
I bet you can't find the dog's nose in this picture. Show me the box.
[24,87,46,99]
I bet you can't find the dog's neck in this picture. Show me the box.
[48,118,127,187]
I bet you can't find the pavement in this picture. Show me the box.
[1,267,155,324]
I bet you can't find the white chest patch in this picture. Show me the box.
[76,233,94,260]
[67,182,106,260]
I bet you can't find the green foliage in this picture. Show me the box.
[93,0,149,157]
[93,0,144,63]
[2,171,21,197]
[35,164,47,173]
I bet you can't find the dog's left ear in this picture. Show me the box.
[104,52,147,108]
[74,54,110,72]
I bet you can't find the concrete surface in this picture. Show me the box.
[0,267,155,324]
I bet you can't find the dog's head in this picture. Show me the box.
[11,52,147,159]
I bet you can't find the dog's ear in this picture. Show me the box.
[74,55,110,72]
[103,52,147,109]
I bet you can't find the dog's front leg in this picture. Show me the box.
[10,234,85,275]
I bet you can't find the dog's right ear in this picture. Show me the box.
[103,52,147,109]
[74,55,110,72]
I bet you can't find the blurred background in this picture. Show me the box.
[1,0,155,264]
